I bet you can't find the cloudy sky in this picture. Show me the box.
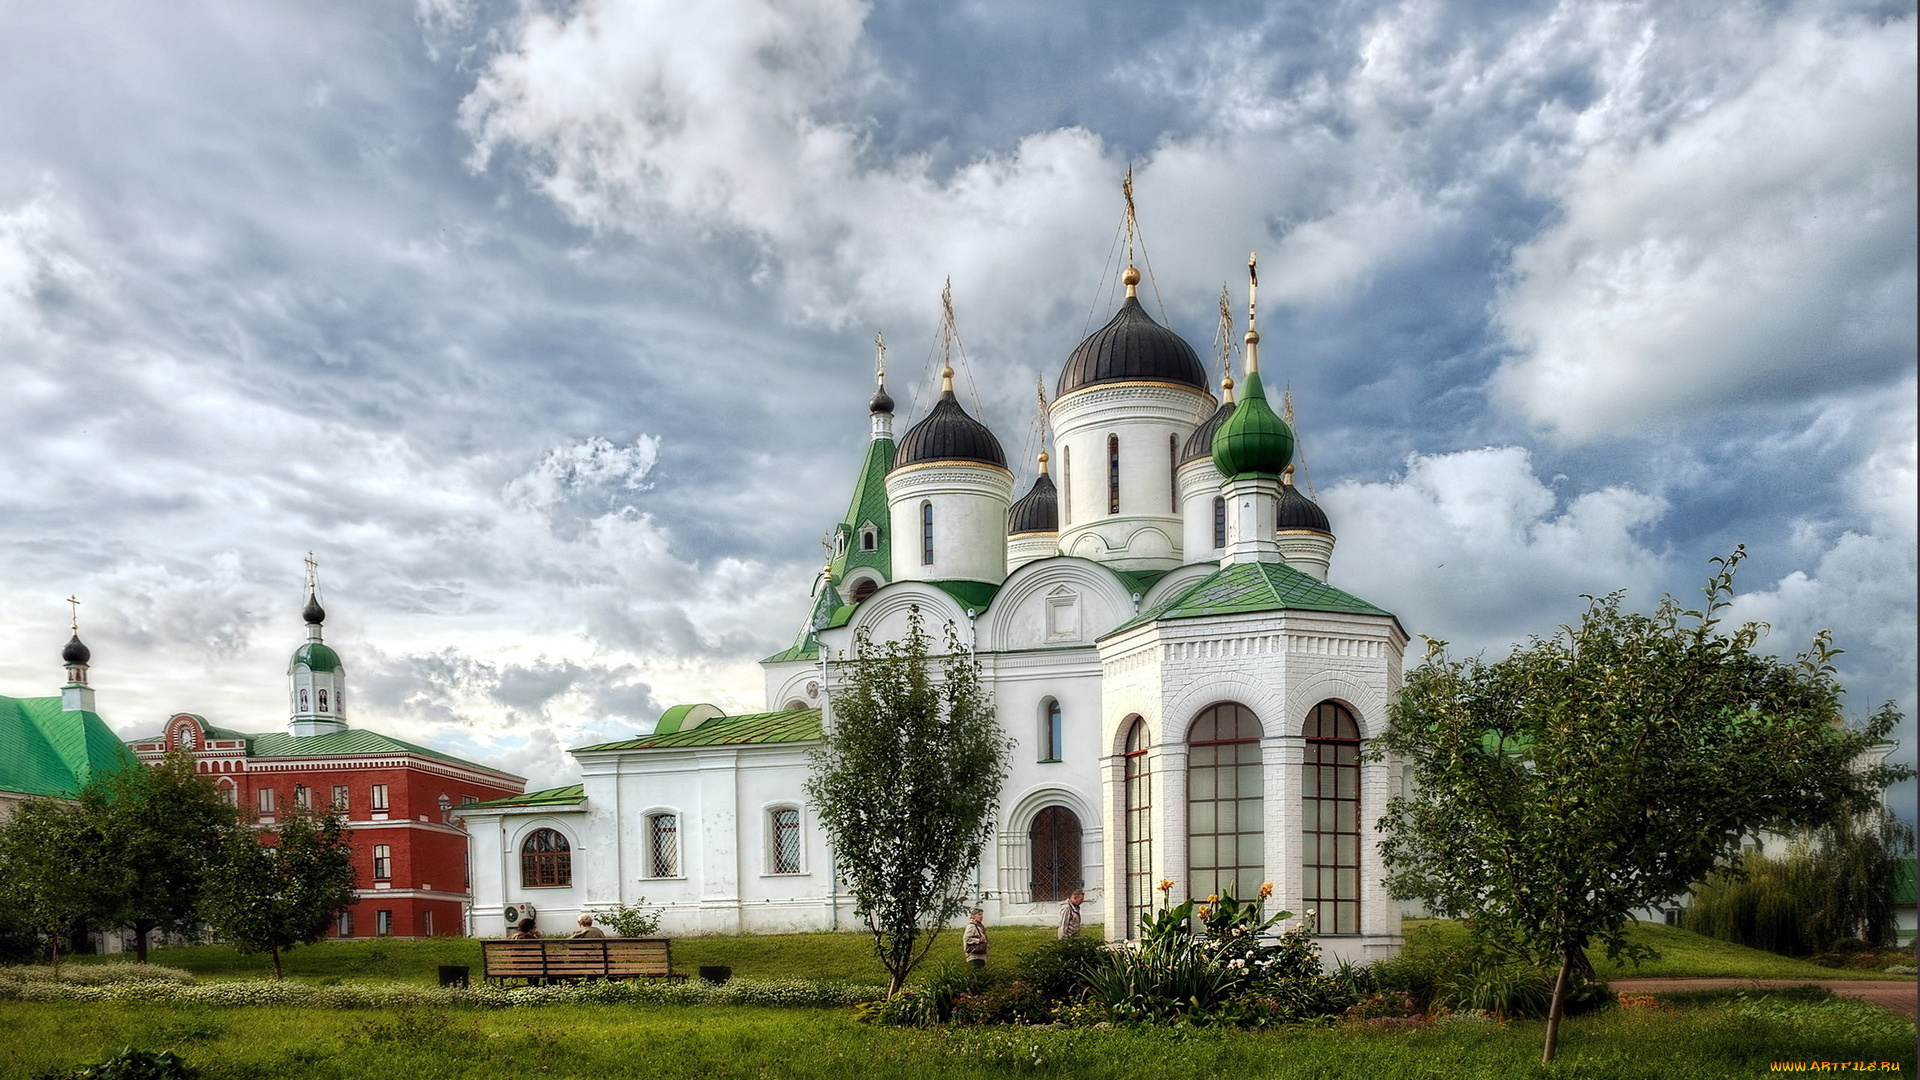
[1,0,1912,800]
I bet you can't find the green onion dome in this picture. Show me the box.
[289,642,343,675]
[1210,371,1293,479]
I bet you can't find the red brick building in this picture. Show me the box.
[127,583,522,938]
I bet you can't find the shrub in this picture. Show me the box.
[1010,935,1104,1002]
[45,1047,195,1080]
[587,900,665,938]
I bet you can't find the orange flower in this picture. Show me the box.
[1206,894,1219,904]
[1157,879,1174,894]
[1258,882,1274,900]
[1196,905,1212,919]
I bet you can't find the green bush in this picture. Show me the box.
[587,900,665,938]
[1009,935,1104,1001]
[43,1046,196,1080]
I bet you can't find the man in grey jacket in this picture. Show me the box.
[1057,887,1084,938]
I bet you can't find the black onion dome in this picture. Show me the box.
[1180,400,1237,465]
[302,592,327,625]
[870,385,894,414]
[1007,472,1058,534]
[1276,480,1331,533]
[1057,296,1208,397]
[62,634,90,666]
[894,391,1007,469]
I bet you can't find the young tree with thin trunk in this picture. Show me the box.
[806,607,1010,996]
[82,751,238,962]
[1376,549,1909,1064]
[201,807,357,979]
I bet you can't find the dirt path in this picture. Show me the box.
[1610,977,1918,1019]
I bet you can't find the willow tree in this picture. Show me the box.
[1377,549,1909,1064]
[806,607,1010,996]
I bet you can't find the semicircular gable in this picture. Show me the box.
[980,558,1135,651]
[1162,673,1284,746]
[1141,563,1215,608]
[1003,783,1098,833]
[845,583,968,647]
[1286,674,1387,739]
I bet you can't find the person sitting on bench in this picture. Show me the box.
[569,914,606,939]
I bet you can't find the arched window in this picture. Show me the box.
[861,528,876,552]
[1123,719,1153,936]
[1303,701,1362,935]
[1107,435,1120,514]
[851,578,878,602]
[520,828,571,887]
[770,807,802,874]
[317,689,329,712]
[298,688,310,711]
[1213,497,1226,549]
[1187,702,1264,902]
[1029,806,1083,902]
[1062,447,1071,524]
[1169,434,1179,511]
[1040,699,1063,762]
[649,813,680,877]
[920,502,934,566]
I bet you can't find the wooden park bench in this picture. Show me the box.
[481,937,686,986]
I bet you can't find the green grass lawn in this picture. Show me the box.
[77,925,1100,986]
[1402,919,1911,981]
[2,997,1911,1080]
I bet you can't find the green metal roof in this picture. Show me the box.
[243,728,502,772]
[929,579,1001,613]
[829,437,895,584]
[461,784,586,811]
[0,695,140,799]
[1106,560,1393,637]
[1111,568,1170,599]
[288,641,343,674]
[575,708,822,751]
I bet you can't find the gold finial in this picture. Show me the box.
[66,595,80,635]
[1122,165,1137,267]
[940,277,955,374]
[1244,253,1260,371]
[823,563,834,585]
[1037,450,1050,474]
[1222,373,1235,402]
[1122,265,1140,297]
[1282,385,1297,483]
[873,332,887,386]
[1216,283,1238,394]
[941,364,955,393]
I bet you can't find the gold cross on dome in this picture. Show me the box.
[65,594,80,634]
[304,552,319,591]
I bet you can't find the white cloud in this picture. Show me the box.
[1321,446,1668,653]
[504,435,660,512]
[1493,8,1918,441]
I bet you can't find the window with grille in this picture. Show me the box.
[370,784,389,811]
[372,844,392,881]
[1302,701,1362,935]
[649,814,680,877]
[317,689,329,711]
[1187,702,1264,903]
[852,578,878,602]
[771,808,802,874]
[1213,497,1226,548]
[920,502,934,565]
[1123,718,1153,937]
[1107,435,1120,514]
[1029,806,1083,902]
[521,827,572,887]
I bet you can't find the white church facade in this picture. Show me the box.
[459,257,1411,961]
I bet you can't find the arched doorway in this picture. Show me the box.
[1029,806,1083,902]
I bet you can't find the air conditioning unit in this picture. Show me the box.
[503,902,538,925]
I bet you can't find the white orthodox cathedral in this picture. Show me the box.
[459,257,1411,960]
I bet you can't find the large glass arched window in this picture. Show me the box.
[1107,435,1121,514]
[920,502,934,565]
[1040,699,1063,762]
[521,828,571,888]
[1187,702,1263,902]
[1123,718,1153,936]
[1029,806,1083,902]
[1303,702,1362,934]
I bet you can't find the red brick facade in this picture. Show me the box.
[129,713,523,938]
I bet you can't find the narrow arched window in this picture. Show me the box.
[1187,702,1264,903]
[649,813,680,877]
[317,689,329,712]
[1107,435,1120,514]
[1062,447,1071,524]
[1040,699,1063,762]
[861,528,876,551]
[1029,806,1083,902]
[520,828,571,888]
[921,502,934,566]
[299,688,310,711]
[770,808,802,874]
[1303,702,1362,935]
[1213,497,1226,549]
[1123,718,1153,936]
[1169,434,1179,511]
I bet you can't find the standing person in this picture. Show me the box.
[570,914,606,939]
[962,908,989,968]
[1057,887,1084,939]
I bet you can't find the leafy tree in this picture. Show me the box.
[806,607,1010,996]
[1376,550,1910,1063]
[200,807,357,979]
[1685,807,1915,956]
[0,796,107,972]
[80,751,238,962]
